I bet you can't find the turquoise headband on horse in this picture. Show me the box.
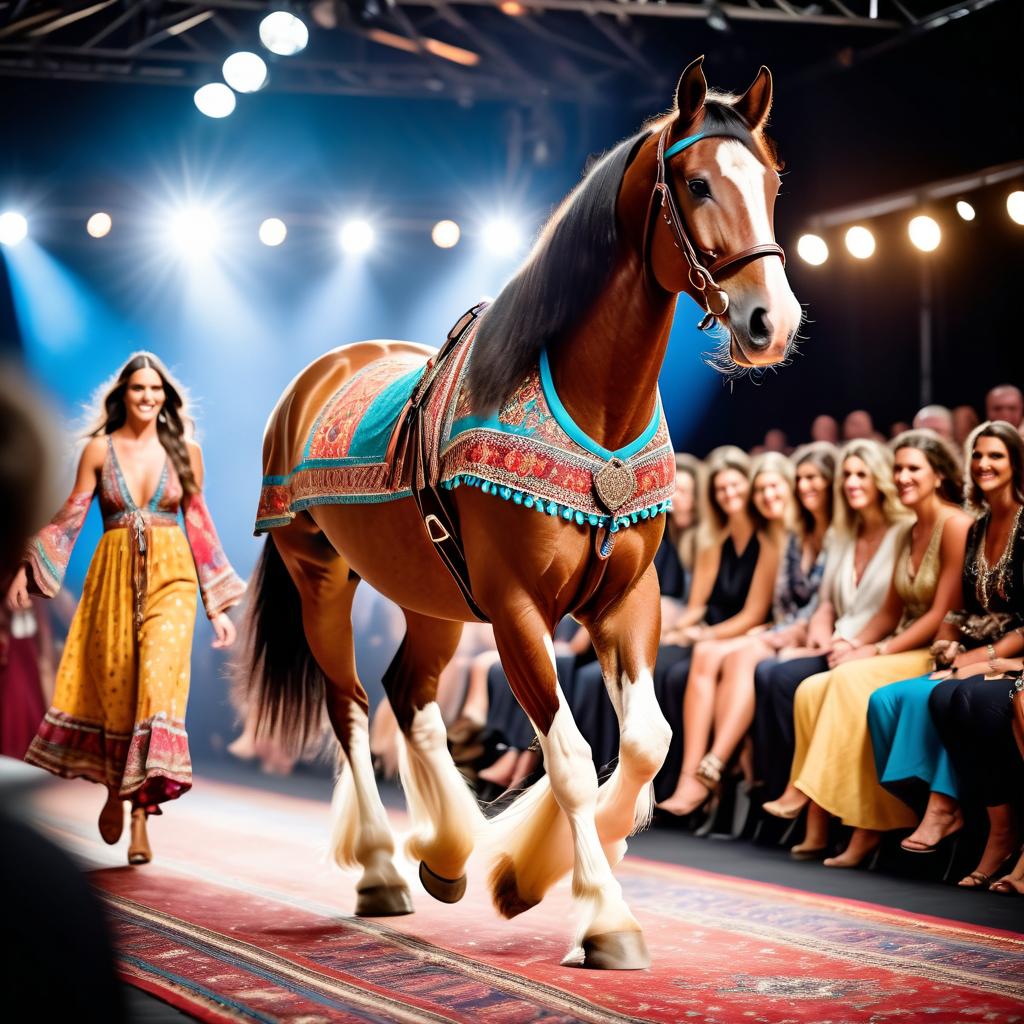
[239,55,802,971]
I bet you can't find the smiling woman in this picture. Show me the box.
[9,351,245,867]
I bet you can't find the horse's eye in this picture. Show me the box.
[688,179,711,199]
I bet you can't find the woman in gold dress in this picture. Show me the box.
[763,431,972,867]
[7,353,245,864]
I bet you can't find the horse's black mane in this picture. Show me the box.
[465,96,769,409]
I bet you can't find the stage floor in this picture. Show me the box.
[17,764,1024,1022]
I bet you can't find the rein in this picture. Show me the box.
[645,125,786,330]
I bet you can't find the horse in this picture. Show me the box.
[241,55,802,971]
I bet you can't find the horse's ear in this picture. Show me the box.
[734,66,773,131]
[675,56,707,126]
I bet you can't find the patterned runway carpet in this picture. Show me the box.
[27,776,1024,1023]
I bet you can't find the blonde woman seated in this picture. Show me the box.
[658,445,836,816]
[764,431,972,867]
[753,440,909,802]
[656,451,790,814]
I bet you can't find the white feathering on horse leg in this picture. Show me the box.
[398,701,483,883]
[328,704,408,896]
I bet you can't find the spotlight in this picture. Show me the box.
[259,11,309,56]
[194,83,236,119]
[431,219,461,249]
[498,1,526,14]
[167,206,221,254]
[844,225,875,260]
[1007,190,1024,226]
[222,51,268,93]
[0,211,27,247]
[482,217,523,256]
[908,215,941,253]
[339,219,374,254]
[86,212,112,239]
[796,233,828,266]
[955,200,975,222]
[259,217,287,247]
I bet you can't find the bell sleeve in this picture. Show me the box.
[25,491,93,598]
[182,491,246,618]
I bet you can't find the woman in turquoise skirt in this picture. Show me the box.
[868,420,1024,854]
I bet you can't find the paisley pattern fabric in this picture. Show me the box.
[23,438,244,810]
[255,313,676,534]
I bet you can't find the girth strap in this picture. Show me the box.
[387,302,490,623]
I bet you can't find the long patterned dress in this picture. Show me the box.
[23,437,245,811]
[868,507,1023,807]
[788,510,953,831]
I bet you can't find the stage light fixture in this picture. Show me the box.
[498,1,526,14]
[223,51,268,93]
[0,211,27,247]
[86,212,112,239]
[482,217,523,256]
[1007,190,1024,226]
[796,233,828,266]
[259,217,287,247]
[194,83,236,118]
[259,11,309,56]
[908,215,941,253]
[844,225,875,260]
[339,218,374,254]
[431,219,461,249]
[167,206,222,254]
[955,200,975,221]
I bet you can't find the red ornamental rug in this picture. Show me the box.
[29,777,1024,1023]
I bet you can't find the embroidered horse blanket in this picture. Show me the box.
[255,315,675,535]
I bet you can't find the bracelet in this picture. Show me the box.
[987,643,997,668]
[874,641,888,657]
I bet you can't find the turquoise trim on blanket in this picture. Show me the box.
[348,365,424,459]
[538,350,661,462]
[441,473,671,534]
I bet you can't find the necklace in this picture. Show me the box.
[975,505,1023,609]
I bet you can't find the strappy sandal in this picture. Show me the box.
[958,871,992,889]
[695,753,724,791]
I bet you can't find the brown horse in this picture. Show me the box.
[241,56,801,970]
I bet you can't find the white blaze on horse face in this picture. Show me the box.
[715,140,801,359]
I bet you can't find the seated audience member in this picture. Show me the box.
[658,445,834,817]
[763,431,971,868]
[868,422,1024,873]
[913,405,954,442]
[811,415,840,446]
[889,421,911,440]
[754,428,791,456]
[653,450,785,804]
[844,409,884,444]
[753,440,908,803]
[986,384,1024,429]
[952,405,980,450]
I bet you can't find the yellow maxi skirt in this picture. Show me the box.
[790,649,932,831]
[25,525,198,810]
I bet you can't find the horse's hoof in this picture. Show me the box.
[418,861,467,904]
[355,883,414,917]
[581,930,651,970]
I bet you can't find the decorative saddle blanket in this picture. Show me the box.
[255,313,675,535]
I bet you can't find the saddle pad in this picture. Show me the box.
[256,312,675,535]
[255,354,427,530]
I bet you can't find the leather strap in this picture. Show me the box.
[389,303,490,622]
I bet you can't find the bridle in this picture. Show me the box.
[645,124,786,330]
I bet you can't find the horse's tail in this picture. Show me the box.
[235,535,326,754]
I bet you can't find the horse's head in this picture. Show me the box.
[640,56,801,371]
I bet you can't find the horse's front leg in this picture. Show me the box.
[585,566,673,856]
[491,600,650,969]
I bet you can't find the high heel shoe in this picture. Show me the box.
[128,808,152,865]
[657,753,723,820]
[98,791,125,845]
[762,795,808,820]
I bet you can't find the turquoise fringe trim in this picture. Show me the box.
[441,475,672,532]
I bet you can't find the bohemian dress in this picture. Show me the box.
[788,510,953,831]
[23,437,245,811]
[867,507,1023,808]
